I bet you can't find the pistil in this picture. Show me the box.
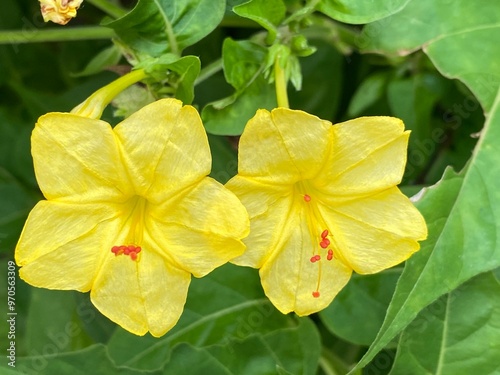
[296,181,338,299]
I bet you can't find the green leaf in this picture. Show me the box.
[223,39,266,89]
[141,54,201,104]
[347,71,390,117]
[164,317,320,375]
[71,45,122,77]
[25,290,92,354]
[202,39,277,135]
[106,264,296,370]
[352,140,500,371]
[207,318,320,375]
[233,0,286,42]
[319,271,400,346]
[349,3,500,371]
[317,0,411,24]
[106,0,225,56]
[390,271,500,375]
[360,0,500,112]
[165,318,321,375]
[164,344,233,375]
[12,344,147,375]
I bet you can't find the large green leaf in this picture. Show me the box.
[349,2,500,371]
[106,0,225,56]
[390,271,500,375]
[319,271,400,346]
[197,318,320,375]
[25,290,93,354]
[10,345,147,375]
[352,125,500,370]
[317,0,411,24]
[360,0,500,112]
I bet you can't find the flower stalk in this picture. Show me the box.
[274,53,289,109]
[71,69,147,119]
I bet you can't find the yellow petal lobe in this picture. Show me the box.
[32,113,131,202]
[114,99,211,204]
[237,108,332,184]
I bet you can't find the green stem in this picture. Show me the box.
[0,26,114,45]
[86,0,128,19]
[154,0,179,55]
[71,69,147,119]
[194,59,223,86]
[274,53,289,108]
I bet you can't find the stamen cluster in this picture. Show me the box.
[111,245,142,261]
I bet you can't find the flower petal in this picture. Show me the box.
[114,99,211,203]
[146,178,248,278]
[225,175,292,267]
[152,177,249,238]
[16,201,120,290]
[314,117,409,199]
[259,208,352,316]
[91,247,190,337]
[237,108,332,184]
[32,113,131,202]
[320,187,427,274]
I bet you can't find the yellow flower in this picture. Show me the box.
[39,0,83,25]
[226,108,427,316]
[15,98,249,337]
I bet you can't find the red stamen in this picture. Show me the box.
[320,238,330,248]
[310,255,321,263]
[321,229,329,239]
[303,194,311,202]
[312,291,320,298]
[327,249,334,261]
[111,245,141,261]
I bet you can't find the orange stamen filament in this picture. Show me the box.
[297,182,340,299]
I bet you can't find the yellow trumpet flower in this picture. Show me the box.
[226,108,427,316]
[16,97,249,337]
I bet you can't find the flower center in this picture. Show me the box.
[110,196,147,262]
[295,181,338,298]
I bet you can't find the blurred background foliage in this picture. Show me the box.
[0,0,497,374]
